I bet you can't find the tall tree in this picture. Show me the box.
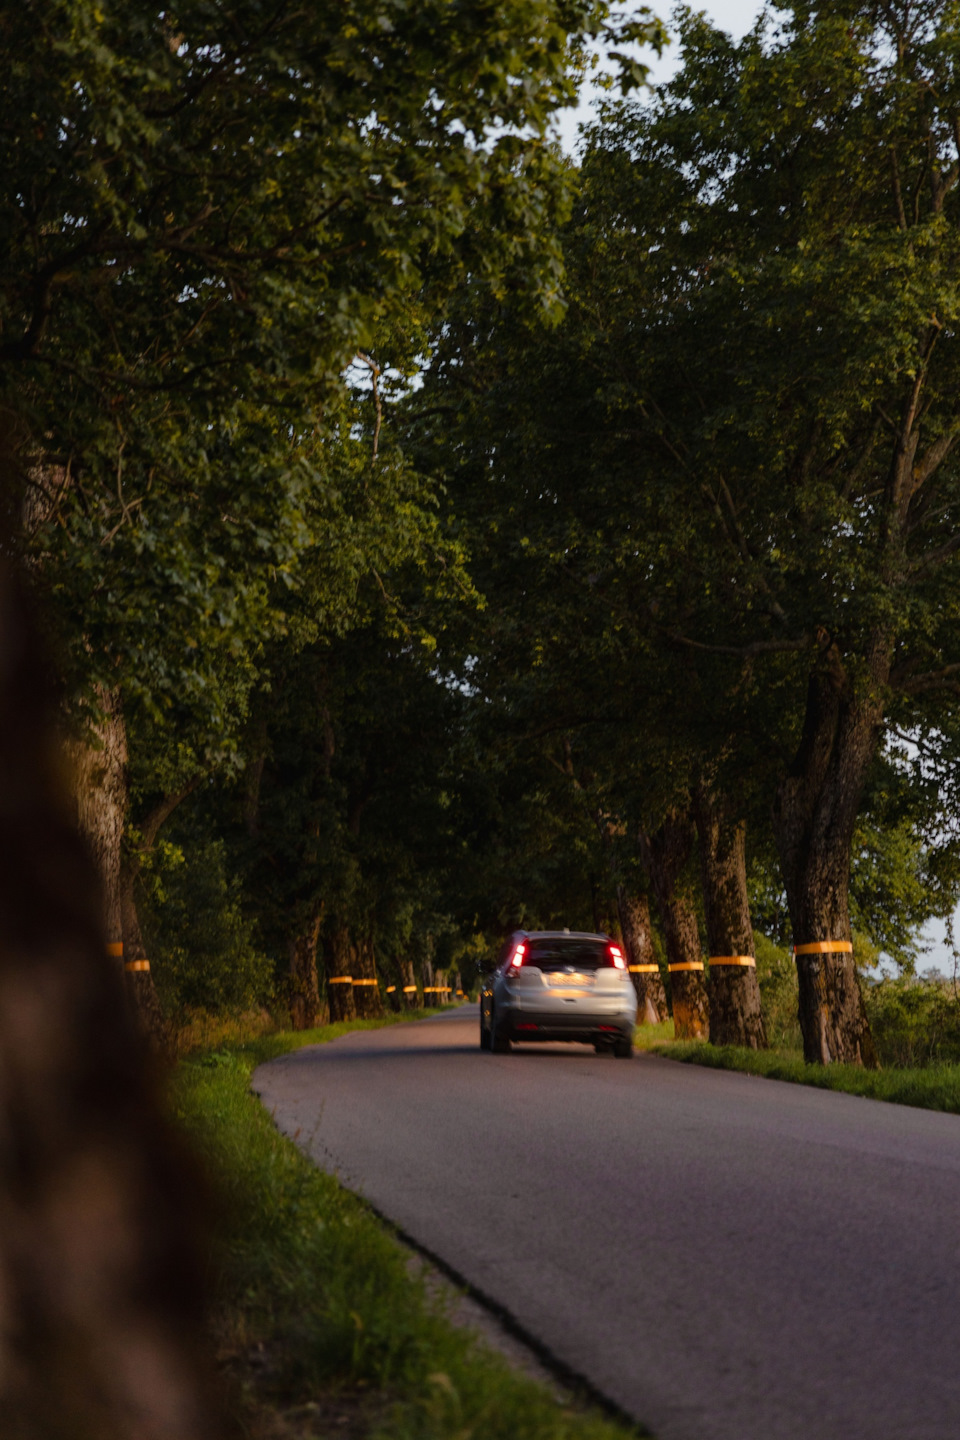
[426,0,960,1063]
[2,0,660,1013]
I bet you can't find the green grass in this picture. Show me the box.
[172,1010,647,1440]
[649,1037,960,1113]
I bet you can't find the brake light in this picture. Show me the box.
[509,943,526,970]
[609,943,626,970]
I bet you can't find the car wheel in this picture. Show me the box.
[479,1010,491,1050]
[613,1037,633,1059]
[490,1008,510,1053]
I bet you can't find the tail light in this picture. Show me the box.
[508,943,526,975]
[608,943,626,970]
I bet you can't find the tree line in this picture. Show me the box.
[5,0,960,1066]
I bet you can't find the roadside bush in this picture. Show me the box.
[753,931,800,1050]
[145,839,274,1016]
[864,975,960,1068]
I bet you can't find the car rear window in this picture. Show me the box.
[523,940,612,971]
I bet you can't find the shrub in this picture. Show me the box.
[145,840,274,1016]
[753,931,800,1050]
[864,974,960,1068]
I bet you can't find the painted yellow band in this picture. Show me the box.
[328,975,353,984]
[386,985,396,993]
[794,941,853,955]
[709,955,756,967]
[403,985,418,993]
[352,978,379,986]
[668,962,704,972]
[106,942,123,958]
[125,959,150,973]
[629,964,660,973]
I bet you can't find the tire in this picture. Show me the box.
[613,1037,633,1059]
[479,1011,491,1050]
[490,1008,511,1054]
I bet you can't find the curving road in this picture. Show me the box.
[254,1005,960,1440]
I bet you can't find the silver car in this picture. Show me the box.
[479,930,637,1057]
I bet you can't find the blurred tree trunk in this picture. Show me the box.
[616,885,668,1024]
[0,567,218,1438]
[694,787,767,1050]
[641,810,709,1040]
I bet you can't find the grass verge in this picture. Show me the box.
[647,1036,960,1114]
[172,1010,646,1440]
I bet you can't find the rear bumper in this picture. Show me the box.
[499,1011,635,1044]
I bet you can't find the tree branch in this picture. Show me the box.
[663,627,810,658]
[356,352,382,461]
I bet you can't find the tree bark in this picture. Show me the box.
[323,923,356,1022]
[616,885,668,1023]
[694,788,767,1050]
[641,811,709,1041]
[385,966,403,1011]
[63,685,127,952]
[397,957,421,1009]
[242,714,268,838]
[289,906,324,1030]
[119,776,204,1048]
[0,565,219,1437]
[771,649,882,1066]
[119,857,169,1045]
[350,933,383,1018]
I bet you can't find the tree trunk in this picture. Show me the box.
[642,811,709,1041]
[771,652,882,1066]
[351,934,383,1018]
[616,885,668,1023]
[694,788,767,1050]
[242,714,268,838]
[398,958,420,1009]
[119,858,169,1046]
[120,777,204,1048]
[289,907,323,1030]
[323,923,356,1022]
[0,563,219,1436]
[385,965,403,1011]
[63,685,127,954]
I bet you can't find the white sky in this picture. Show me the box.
[551,1,959,975]
[553,1,778,153]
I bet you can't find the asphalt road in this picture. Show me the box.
[254,1006,960,1440]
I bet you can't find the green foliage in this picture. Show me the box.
[752,932,801,1051]
[145,839,272,1015]
[864,976,960,1068]
[408,0,960,988]
[173,1028,642,1440]
[4,0,642,827]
